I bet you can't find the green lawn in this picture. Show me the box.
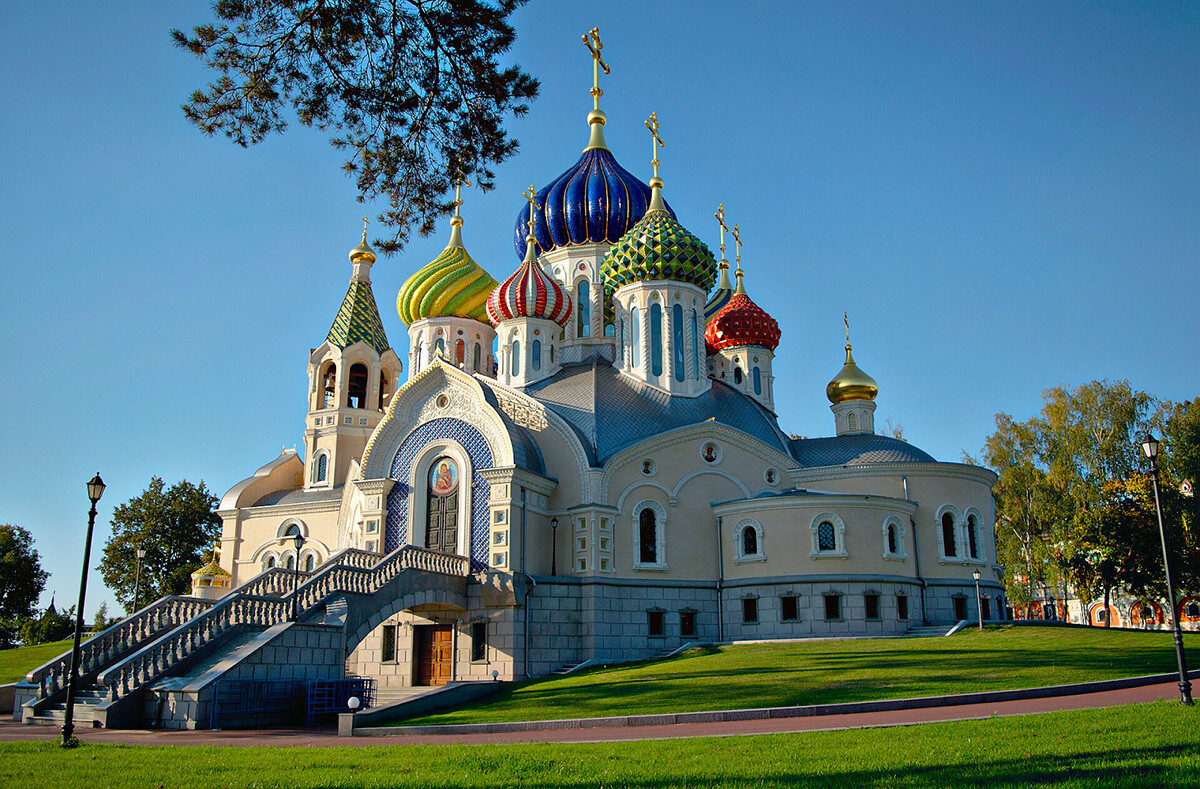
[402,625,1198,725]
[0,701,1196,787]
[0,641,71,685]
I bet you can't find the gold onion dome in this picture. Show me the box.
[349,236,376,265]
[826,343,879,404]
[191,554,232,581]
[397,213,498,327]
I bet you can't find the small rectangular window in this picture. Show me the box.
[824,594,842,620]
[471,622,487,662]
[492,552,507,567]
[742,597,759,624]
[781,595,799,621]
[577,517,587,531]
[599,537,608,550]
[578,537,587,550]
[954,597,968,621]
[366,520,378,534]
[648,610,665,636]
[680,610,696,637]
[865,593,881,620]
[599,558,609,571]
[600,518,610,531]
[981,598,991,621]
[897,594,909,620]
[577,558,587,572]
[493,532,507,545]
[381,623,396,662]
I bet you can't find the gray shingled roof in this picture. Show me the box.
[477,382,546,475]
[526,359,791,465]
[789,434,936,467]
[252,485,344,507]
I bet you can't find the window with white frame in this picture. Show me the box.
[883,516,906,558]
[632,500,667,569]
[312,450,329,485]
[810,513,847,557]
[965,510,981,559]
[937,506,962,559]
[733,518,766,563]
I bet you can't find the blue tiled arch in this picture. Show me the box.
[384,417,494,570]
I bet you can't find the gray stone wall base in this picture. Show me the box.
[342,681,501,734]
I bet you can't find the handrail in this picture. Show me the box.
[228,567,312,598]
[96,545,468,703]
[24,595,213,699]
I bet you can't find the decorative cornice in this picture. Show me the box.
[477,466,558,496]
[713,492,918,518]
[788,461,998,488]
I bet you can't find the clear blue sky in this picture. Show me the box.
[2,2,1198,617]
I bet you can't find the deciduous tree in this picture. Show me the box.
[173,0,539,253]
[0,524,50,648]
[99,478,221,612]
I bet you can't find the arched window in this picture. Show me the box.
[887,523,897,554]
[967,514,979,559]
[630,307,640,367]
[473,343,481,372]
[817,522,836,551]
[313,452,328,484]
[511,340,520,375]
[455,339,465,366]
[942,512,958,557]
[1186,601,1200,618]
[753,366,761,394]
[321,363,337,409]
[576,281,591,337]
[618,318,626,362]
[690,309,700,380]
[378,369,391,411]
[672,303,685,382]
[265,555,277,570]
[734,367,743,385]
[847,412,857,431]
[434,337,445,355]
[532,339,542,371]
[639,508,657,564]
[650,303,663,376]
[604,323,615,337]
[742,526,757,556]
[347,363,368,408]
[285,555,296,570]
[548,344,554,365]
[304,554,316,572]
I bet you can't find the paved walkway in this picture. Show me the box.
[0,680,1182,747]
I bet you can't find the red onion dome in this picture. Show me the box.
[705,292,781,352]
[486,255,573,328]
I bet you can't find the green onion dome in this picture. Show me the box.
[599,203,717,293]
[396,217,498,326]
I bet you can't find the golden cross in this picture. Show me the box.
[453,172,471,217]
[582,27,610,110]
[844,311,851,345]
[731,222,742,266]
[714,203,729,257]
[360,216,369,243]
[523,184,540,233]
[645,112,665,178]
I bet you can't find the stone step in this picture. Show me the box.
[26,713,102,728]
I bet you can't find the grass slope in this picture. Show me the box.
[0,702,1197,787]
[404,625,1197,725]
[0,641,71,685]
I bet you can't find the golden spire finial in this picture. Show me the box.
[844,311,851,348]
[350,215,376,268]
[645,112,666,179]
[581,28,610,150]
[715,203,729,259]
[521,184,540,261]
[360,216,369,244]
[452,172,471,220]
[732,223,745,294]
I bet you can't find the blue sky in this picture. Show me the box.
[2,2,1198,616]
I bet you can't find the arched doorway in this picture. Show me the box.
[424,455,460,555]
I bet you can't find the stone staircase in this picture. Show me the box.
[24,683,107,727]
[905,623,960,638]
[17,545,469,729]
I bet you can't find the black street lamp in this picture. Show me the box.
[291,532,305,623]
[62,473,105,748]
[550,517,559,576]
[972,569,983,631]
[133,547,146,613]
[1141,433,1193,705]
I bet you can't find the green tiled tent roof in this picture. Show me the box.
[600,209,717,294]
[327,279,390,354]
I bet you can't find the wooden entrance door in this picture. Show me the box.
[425,488,459,554]
[415,625,454,686]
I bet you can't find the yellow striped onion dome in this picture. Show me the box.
[600,208,717,294]
[397,222,498,326]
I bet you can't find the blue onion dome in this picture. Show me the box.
[600,178,717,293]
[512,110,675,259]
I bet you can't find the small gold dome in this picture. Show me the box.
[349,239,376,265]
[826,345,879,404]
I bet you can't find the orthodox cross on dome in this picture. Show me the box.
[582,27,610,111]
[844,311,852,348]
[523,184,540,234]
[452,171,471,219]
[645,112,666,179]
[732,223,745,293]
[360,215,369,243]
[715,203,730,258]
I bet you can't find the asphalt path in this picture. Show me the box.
[0,679,1182,747]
